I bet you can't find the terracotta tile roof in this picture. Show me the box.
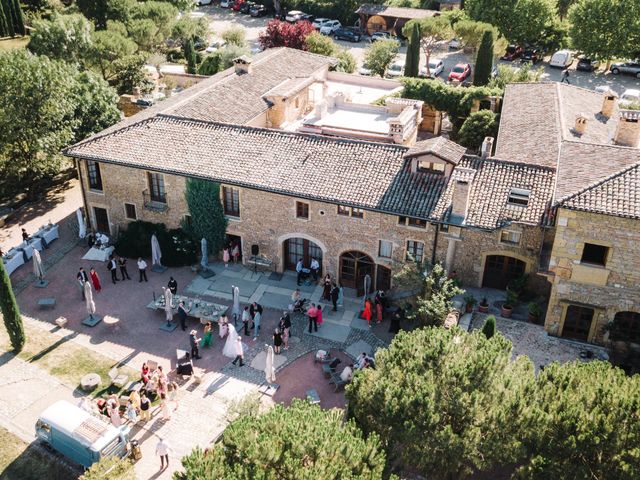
[431,157,556,229]
[264,77,316,99]
[355,4,439,19]
[65,115,448,219]
[559,161,640,220]
[404,136,467,164]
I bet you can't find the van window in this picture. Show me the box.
[101,436,122,457]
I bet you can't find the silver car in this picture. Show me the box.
[610,61,640,78]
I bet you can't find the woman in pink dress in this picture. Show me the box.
[316,305,323,327]
[223,247,230,267]
[89,267,101,292]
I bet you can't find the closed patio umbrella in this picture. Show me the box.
[200,238,208,270]
[85,282,96,319]
[151,234,162,267]
[76,208,86,239]
[232,285,240,324]
[32,249,45,285]
[164,287,173,324]
[265,345,276,385]
[363,273,372,308]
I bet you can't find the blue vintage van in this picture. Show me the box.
[35,400,131,468]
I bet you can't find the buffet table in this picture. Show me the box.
[2,250,25,275]
[147,295,229,324]
[33,223,60,246]
[82,246,115,262]
[16,237,43,260]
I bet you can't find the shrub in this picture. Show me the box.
[79,456,135,480]
[457,110,498,150]
[482,315,497,338]
[221,25,245,46]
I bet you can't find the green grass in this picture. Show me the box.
[0,37,29,52]
[0,426,77,480]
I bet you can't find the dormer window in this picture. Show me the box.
[508,188,530,206]
[417,160,446,174]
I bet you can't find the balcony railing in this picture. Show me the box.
[143,190,168,212]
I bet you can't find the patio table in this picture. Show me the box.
[148,294,229,323]
[34,223,60,246]
[2,250,24,275]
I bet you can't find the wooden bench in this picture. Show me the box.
[38,298,56,309]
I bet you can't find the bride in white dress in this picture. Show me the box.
[223,323,240,358]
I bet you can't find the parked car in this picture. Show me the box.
[239,1,255,14]
[576,56,600,72]
[36,401,131,469]
[521,47,542,64]
[448,38,461,50]
[220,0,232,7]
[448,63,471,82]
[370,31,393,42]
[320,20,341,35]
[594,85,612,94]
[386,61,405,78]
[620,88,640,105]
[501,45,523,61]
[549,49,574,68]
[196,0,212,5]
[193,37,207,51]
[312,18,331,29]
[419,59,444,78]
[285,10,313,23]
[334,27,361,42]
[206,38,227,53]
[249,4,267,16]
[610,61,640,78]
[231,0,244,11]
[359,62,372,76]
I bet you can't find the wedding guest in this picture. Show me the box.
[322,274,332,300]
[21,228,29,241]
[242,306,251,336]
[139,393,151,422]
[156,438,171,470]
[125,400,138,423]
[231,242,240,263]
[374,292,383,324]
[223,247,230,267]
[310,257,320,281]
[89,267,101,293]
[253,309,262,341]
[331,283,339,311]
[118,256,131,280]
[108,256,119,284]
[316,305,323,328]
[177,301,190,331]
[167,276,177,295]
[363,298,373,327]
[141,363,150,384]
[190,329,202,359]
[232,336,244,366]
[201,322,213,348]
[273,328,282,354]
[219,316,229,338]
[137,257,148,282]
[307,303,318,333]
[167,381,179,411]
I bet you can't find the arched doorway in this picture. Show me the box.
[283,237,323,273]
[482,255,526,290]
[612,311,640,343]
[340,251,375,296]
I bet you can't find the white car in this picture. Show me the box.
[385,61,405,78]
[594,85,613,94]
[220,0,231,7]
[285,10,311,23]
[195,0,212,5]
[312,18,330,29]
[419,59,444,78]
[206,39,226,53]
[359,63,372,76]
[448,38,461,50]
[620,88,640,106]
[320,20,341,35]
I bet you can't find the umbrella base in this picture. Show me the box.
[259,383,280,396]
[82,315,103,327]
[34,279,50,288]
[198,268,216,279]
[160,321,178,332]
[152,264,168,273]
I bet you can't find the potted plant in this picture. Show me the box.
[501,290,518,318]
[464,294,477,313]
[528,302,542,323]
[478,297,489,313]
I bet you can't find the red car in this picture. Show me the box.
[231,0,244,11]
[501,45,523,61]
[448,63,471,82]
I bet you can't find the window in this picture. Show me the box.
[439,224,449,233]
[406,240,424,262]
[222,186,240,217]
[500,230,521,245]
[417,160,446,174]
[398,216,407,225]
[378,240,393,258]
[147,172,166,203]
[296,201,309,219]
[612,311,640,344]
[337,205,363,218]
[507,187,531,206]
[124,203,137,220]
[562,305,594,341]
[87,161,103,191]
[580,243,608,266]
[408,217,427,229]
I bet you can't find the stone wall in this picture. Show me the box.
[545,208,640,344]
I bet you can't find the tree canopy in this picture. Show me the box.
[411,263,464,327]
[259,19,314,50]
[403,16,451,76]
[364,38,399,77]
[305,32,356,73]
[176,399,387,479]
[28,13,94,64]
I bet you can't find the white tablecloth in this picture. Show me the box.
[2,252,24,275]
[16,238,43,260]
[82,246,115,262]
[34,224,59,245]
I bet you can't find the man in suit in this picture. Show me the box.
[118,256,131,280]
[189,330,202,360]
[249,302,263,330]
[177,301,189,331]
[77,267,89,300]
[108,256,119,284]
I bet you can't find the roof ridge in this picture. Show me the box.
[482,156,557,172]
[558,159,640,205]
[63,115,161,153]
[561,137,640,151]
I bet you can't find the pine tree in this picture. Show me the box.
[473,28,494,86]
[184,178,227,255]
[482,315,496,338]
[404,22,420,77]
[184,38,197,74]
[0,258,25,352]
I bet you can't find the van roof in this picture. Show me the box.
[39,400,121,451]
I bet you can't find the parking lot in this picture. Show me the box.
[195,4,640,96]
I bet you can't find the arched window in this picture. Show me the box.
[613,311,640,343]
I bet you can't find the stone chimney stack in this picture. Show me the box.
[451,180,470,223]
[233,56,253,75]
[480,136,494,159]
[601,92,618,118]
[574,114,588,135]
[614,110,640,147]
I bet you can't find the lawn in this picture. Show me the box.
[0,426,78,480]
[0,37,29,52]
[0,316,136,397]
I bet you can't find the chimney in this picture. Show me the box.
[574,113,588,135]
[614,110,640,147]
[601,92,618,118]
[233,56,253,75]
[480,136,494,159]
[450,180,470,224]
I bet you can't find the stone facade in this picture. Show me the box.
[545,208,640,344]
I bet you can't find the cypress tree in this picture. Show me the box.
[184,178,228,255]
[0,258,25,352]
[0,1,9,38]
[473,29,494,86]
[4,0,15,36]
[184,38,197,75]
[404,22,420,77]
[482,315,496,339]
[12,0,25,36]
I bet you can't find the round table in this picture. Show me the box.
[103,316,120,331]
[80,373,101,391]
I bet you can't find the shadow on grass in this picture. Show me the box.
[0,439,79,480]
[26,332,79,364]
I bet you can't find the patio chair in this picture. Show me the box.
[314,350,332,364]
[329,371,349,392]
[108,367,129,389]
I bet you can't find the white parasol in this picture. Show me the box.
[85,282,96,318]
[265,346,276,385]
[200,238,208,269]
[32,249,45,282]
[76,208,86,239]
[164,287,173,322]
[232,285,240,323]
[363,273,372,307]
[151,234,162,267]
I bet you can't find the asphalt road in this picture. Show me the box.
[195,5,640,96]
